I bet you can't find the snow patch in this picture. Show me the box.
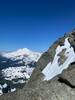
[13,80,25,84]
[0,90,3,96]
[0,83,8,95]
[2,66,34,81]
[11,88,16,92]
[42,38,75,80]
[3,83,7,88]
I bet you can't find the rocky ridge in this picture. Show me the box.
[1,30,75,100]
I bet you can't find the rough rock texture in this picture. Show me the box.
[1,30,75,100]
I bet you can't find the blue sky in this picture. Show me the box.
[0,0,75,52]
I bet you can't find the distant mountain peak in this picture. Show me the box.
[2,48,41,61]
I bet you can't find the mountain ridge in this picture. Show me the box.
[1,30,75,100]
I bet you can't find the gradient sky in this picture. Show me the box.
[0,0,75,52]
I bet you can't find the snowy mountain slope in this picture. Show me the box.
[42,38,75,80]
[0,48,42,95]
[2,48,41,62]
[1,48,42,81]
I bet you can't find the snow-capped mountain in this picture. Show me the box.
[2,48,41,62]
[0,48,42,95]
[0,48,41,69]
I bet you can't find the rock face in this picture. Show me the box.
[1,30,75,100]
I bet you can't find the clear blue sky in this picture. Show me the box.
[0,0,75,52]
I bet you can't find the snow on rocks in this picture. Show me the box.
[0,83,8,95]
[0,90,3,96]
[42,38,75,80]
[0,85,3,96]
[13,80,25,84]
[3,83,7,88]
[11,88,16,92]
[2,66,34,81]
